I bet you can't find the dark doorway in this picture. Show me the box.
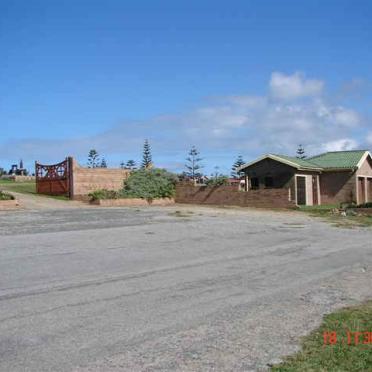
[251,177,259,189]
[312,176,318,205]
[296,176,306,205]
[368,178,372,203]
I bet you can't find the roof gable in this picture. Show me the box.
[237,154,322,172]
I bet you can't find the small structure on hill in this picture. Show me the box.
[9,159,28,176]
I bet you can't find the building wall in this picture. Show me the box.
[71,159,130,199]
[356,156,372,203]
[242,159,321,205]
[243,159,295,189]
[357,156,372,177]
[175,184,295,208]
[319,171,356,205]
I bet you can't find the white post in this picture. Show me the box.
[244,174,249,191]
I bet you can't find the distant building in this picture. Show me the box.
[9,159,28,176]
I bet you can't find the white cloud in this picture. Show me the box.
[323,139,358,152]
[0,72,368,171]
[367,132,372,145]
[331,107,360,128]
[270,72,324,100]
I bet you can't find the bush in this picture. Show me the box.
[340,202,357,209]
[121,168,178,199]
[88,189,121,201]
[356,202,372,208]
[205,175,228,187]
[88,169,178,201]
[0,191,15,200]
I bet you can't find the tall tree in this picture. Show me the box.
[185,145,203,181]
[120,161,125,169]
[100,158,107,168]
[87,149,100,168]
[141,139,153,169]
[126,160,136,170]
[296,144,306,159]
[231,155,245,179]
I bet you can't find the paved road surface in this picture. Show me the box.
[0,205,371,371]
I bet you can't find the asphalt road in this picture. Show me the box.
[0,205,371,371]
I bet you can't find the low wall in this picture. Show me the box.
[71,159,130,199]
[1,175,35,182]
[175,184,295,209]
[353,208,372,216]
[91,198,175,207]
[0,199,19,210]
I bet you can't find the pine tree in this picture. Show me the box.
[126,160,136,170]
[296,144,306,159]
[87,149,100,168]
[100,158,107,168]
[231,155,245,179]
[141,139,153,169]
[120,161,125,169]
[185,145,203,181]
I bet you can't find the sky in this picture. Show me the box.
[1,0,372,174]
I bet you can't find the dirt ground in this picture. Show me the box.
[0,197,371,371]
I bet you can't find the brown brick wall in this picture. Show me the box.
[91,198,175,207]
[71,159,130,199]
[357,156,372,177]
[319,171,356,205]
[175,184,295,208]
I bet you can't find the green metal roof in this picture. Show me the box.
[271,154,322,170]
[307,150,367,169]
[238,150,370,172]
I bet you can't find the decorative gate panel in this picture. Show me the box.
[35,158,72,197]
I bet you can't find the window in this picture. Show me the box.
[251,177,259,189]
[264,176,274,188]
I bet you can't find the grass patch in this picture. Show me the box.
[169,210,194,218]
[298,204,372,228]
[0,191,15,200]
[298,204,338,212]
[272,301,372,371]
[0,180,36,194]
[0,180,69,201]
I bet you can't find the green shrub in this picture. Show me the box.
[0,191,15,200]
[340,202,357,209]
[121,168,178,199]
[356,202,372,208]
[205,175,228,187]
[88,189,121,201]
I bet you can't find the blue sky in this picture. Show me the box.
[1,0,372,174]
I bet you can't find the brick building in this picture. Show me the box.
[238,150,372,206]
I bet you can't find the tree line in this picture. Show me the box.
[86,141,307,181]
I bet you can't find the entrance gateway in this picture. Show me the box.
[35,157,73,197]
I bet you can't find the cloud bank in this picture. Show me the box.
[0,72,369,172]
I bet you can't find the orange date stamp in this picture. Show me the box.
[323,331,372,345]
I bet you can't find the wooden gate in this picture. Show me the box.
[35,158,72,197]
